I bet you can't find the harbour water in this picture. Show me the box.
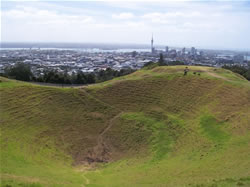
[0,47,151,53]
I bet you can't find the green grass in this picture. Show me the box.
[84,124,250,186]
[0,79,117,186]
[120,112,175,161]
[200,115,230,142]
[1,179,43,187]
[1,66,250,186]
[0,124,84,186]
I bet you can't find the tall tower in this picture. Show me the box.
[151,33,154,53]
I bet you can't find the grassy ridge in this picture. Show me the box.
[0,78,118,186]
[1,66,250,186]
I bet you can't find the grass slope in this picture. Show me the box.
[0,66,250,187]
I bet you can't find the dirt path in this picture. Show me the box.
[206,72,229,81]
[82,172,90,187]
[86,112,123,164]
[98,112,123,143]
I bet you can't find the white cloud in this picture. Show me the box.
[112,12,134,19]
[141,11,202,22]
[2,6,94,25]
[1,1,250,50]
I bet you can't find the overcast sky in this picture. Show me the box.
[1,0,250,50]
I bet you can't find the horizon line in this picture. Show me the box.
[1,41,250,52]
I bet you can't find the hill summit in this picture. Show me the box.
[1,66,250,187]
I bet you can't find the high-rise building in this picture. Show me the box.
[182,47,186,55]
[169,49,177,58]
[165,46,169,53]
[151,34,155,53]
[191,47,196,55]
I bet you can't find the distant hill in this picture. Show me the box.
[1,66,250,187]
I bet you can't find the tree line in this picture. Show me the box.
[222,65,250,81]
[143,54,185,70]
[2,63,135,84]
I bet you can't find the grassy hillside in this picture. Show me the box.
[1,66,250,187]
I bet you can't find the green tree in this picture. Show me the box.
[86,73,96,84]
[158,53,165,66]
[5,62,33,81]
[75,72,87,84]
[243,70,250,80]
[222,65,250,81]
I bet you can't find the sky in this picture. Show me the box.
[1,0,250,50]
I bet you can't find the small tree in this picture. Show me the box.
[158,53,165,66]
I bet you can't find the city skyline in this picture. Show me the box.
[1,0,250,50]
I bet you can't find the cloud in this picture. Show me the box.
[112,12,134,19]
[1,1,250,50]
[139,11,206,28]
[2,6,94,25]
[141,11,202,22]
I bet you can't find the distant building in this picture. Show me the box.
[169,49,177,58]
[165,46,169,53]
[182,47,186,55]
[233,55,244,63]
[151,34,155,53]
[191,47,196,56]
